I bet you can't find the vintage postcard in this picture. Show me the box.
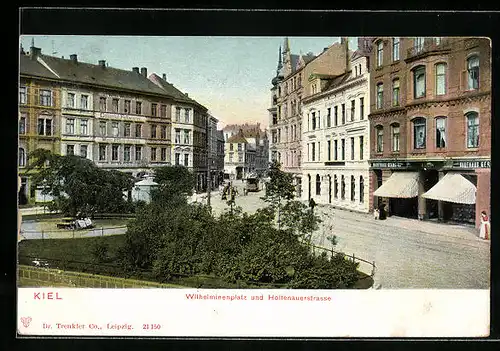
[17,26,491,338]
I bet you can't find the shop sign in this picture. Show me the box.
[451,160,490,169]
[371,161,410,169]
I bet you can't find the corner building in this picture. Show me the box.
[368,37,491,227]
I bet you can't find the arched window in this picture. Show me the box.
[359,176,365,203]
[316,174,321,196]
[350,175,355,201]
[435,117,447,148]
[376,40,384,66]
[412,117,427,149]
[467,55,479,90]
[18,148,26,167]
[391,123,400,152]
[392,37,400,61]
[413,65,426,98]
[435,63,447,95]
[392,79,400,106]
[466,112,479,148]
[375,125,384,153]
[376,83,384,109]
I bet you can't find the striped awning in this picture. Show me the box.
[422,173,476,204]
[373,172,419,198]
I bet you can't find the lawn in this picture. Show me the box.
[24,217,131,233]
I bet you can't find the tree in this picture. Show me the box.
[261,160,296,228]
[280,200,322,245]
[26,149,134,217]
[152,165,196,205]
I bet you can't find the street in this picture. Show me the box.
[205,180,490,289]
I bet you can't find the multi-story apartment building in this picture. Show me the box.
[216,129,226,185]
[149,73,209,191]
[269,38,349,196]
[19,46,62,204]
[224,129,256,179]
[368,37,491,226]
[301,38,372,213]
[207,114,224,190]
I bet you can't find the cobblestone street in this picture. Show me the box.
[204,180,490,289]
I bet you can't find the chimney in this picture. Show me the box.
[185,93,189,97]
[98,60,106,68]
[70,54,78,62]
[140,67,147,77]
[132,67,139,74]
[30,47,41,60]
[162,73,166,80]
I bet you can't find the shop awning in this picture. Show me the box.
[373,172,419,198]
[422,173,476,204]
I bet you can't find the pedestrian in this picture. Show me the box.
[309,198,316,212]
[479,210,490,240]
[373,208,380,220]
[378,203,387,220]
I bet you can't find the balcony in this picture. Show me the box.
[406,38,451,61]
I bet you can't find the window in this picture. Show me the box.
[184,130,190,144]
[467,55,479,90]
[99,121,107,136]
[311,143,316,161]
[160,125,167,139]
[124,123,131,137]
[334,106,338,126]
[40,90,52,106]
[360,97,364,120]
[184,109,190,123]
[99,144,106,161]
[112,99,119,113]
[135,146,142,161]
[391,124,400,152]
[80,145,88,158]
[18,148,26,167]
[413,66,426,98]
[229,152,233,162]
[65,118,75,134]
[327,140,331,160]
[124,145,131,162]
[377,40,383,66]
[229,143,234,151]
[135,124,142,138]
[376,126,384,153]
[124,100,130,113]
[184,154,189,166]
[161,148,167,161]
[19,116,26,134]
[160,105,167,117]
[359,136,364,160]
[436,63,447,95]
[81,95,88,110]
[341,139,345,160]
[327,108,331,127]
[19,86,27,104]
[414,37,424,53]
[175,107,181,122]
[311,112,316,130]
[175,153,180,165]
[238,154,243,163]
[151,103,157,117]
[436,117,446,148]
[111,145,119,161]
[99,97,106,111]
[350,137,355,160]
[135,101,142,115]
[393,37,400,61]
[435,37,442,45]
[355,66,358,76]
[334,140,338,160]
[392,79,400,106]
[315,174,321,196]
[37,118,52,136]
[317,111,321,129]
[360,176,364,203]
[351,175,355,201]
[376,83,383,109]
[341,104,346,124]
[67,93,75,108]
[80,119,88,135]
[351,100,355,121]
[413,117,426,149]
[151,125,157,138]
[150,147,157,161]
[334,175,338,199]
[66,144,75,155]
[112,122,119,137]
[466,112,479,148]
[238,143,242,152]
[341,175,346,200]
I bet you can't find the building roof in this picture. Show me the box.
[227,129,248,143]
[19,54,59,79]
[135,177,158,186]
[149,73,205,108]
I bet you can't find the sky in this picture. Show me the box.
[20,36,358,129]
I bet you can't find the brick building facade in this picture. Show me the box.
[368,37,491,227]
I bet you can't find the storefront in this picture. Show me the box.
[370,158,490,226]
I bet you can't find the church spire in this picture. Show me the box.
[283,37,290,53]
[276,45,283,74]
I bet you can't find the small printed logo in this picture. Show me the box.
[21,317,32,328]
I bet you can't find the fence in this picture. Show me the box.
[18,265,183,289]
[20,225,128,240]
